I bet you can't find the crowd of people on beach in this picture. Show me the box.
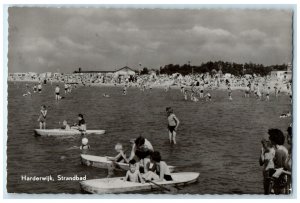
[16,69,292,194]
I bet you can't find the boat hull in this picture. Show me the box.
[34,129,105,136]
[80,172,200,194]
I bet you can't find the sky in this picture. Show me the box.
[8,7,293,73]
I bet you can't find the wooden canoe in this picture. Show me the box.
[80,172,200,194]
[80,154,176,172]
[34,129,105,136]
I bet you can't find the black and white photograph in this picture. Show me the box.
[5,5,294,196]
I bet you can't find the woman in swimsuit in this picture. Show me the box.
[143,151,173,182]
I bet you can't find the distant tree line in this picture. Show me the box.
[139,61,288,76]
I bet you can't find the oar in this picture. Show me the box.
[143,178,178,193]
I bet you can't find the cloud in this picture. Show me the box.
[7,7,293,73]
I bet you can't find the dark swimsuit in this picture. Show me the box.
[156,171,173,181]
[168,125,176,133]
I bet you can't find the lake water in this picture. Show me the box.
[6,82,292,194]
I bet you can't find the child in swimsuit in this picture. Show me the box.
[266,87,270,101]
[124,160,144,183]
[166,107,180,144]
[37,105,47,129]
[205,92,212,101]
[228,86,232,100]
[80,137,90,154]
[61,120,71,130]
[107,143,128,163]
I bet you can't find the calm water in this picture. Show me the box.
[7,82,292,194]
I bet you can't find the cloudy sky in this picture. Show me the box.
[8,7,293,73]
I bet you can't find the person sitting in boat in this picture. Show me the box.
[124,160,144,184]
[61,120,71,130]
[129,136,154,173]
[72,114,86,132]
[107,143,128,163]
[143,151,173,182]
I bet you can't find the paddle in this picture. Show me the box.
[143,178,178,193]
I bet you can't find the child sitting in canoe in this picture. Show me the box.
[107,143,128,163]
[143,151,173,182]
[124,160,144,184]
[61,120,71,130]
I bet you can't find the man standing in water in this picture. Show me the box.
[55,85,60,100]
[166,107,180,144]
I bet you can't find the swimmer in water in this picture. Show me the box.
[123,86,127,95]
[37,83,42,93]
[245,86,250,98]
[205,92,212,101]
[199,84,204,98]
[80,137,90,150]
[228,86,233,100]
[33,85,37,93]
[266,87,270,101]
[184,89,188,101]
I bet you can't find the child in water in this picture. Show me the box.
[37,105,47,129]
[124,160,144,183]
[166,107,180,144]
[184,89,188,101]
[205,92,212,101]
[227,86,232,100]
[259,139,275,194]
[266,87,270,101]
[123,86,127,95]
[80,137,90,150]
[107,143,128,163]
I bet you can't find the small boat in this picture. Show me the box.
[34,129,105,136]
[80,172,200,194]
[81,154,176,172]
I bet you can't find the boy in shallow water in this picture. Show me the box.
[124,160,144,183]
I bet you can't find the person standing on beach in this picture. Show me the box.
[166,107,180,144]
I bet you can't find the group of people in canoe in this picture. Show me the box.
[108,136,173,183]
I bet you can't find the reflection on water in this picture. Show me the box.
[7,82,291,194]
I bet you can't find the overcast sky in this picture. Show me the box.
[8,7,293,73]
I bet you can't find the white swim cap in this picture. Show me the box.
[82,138,88,145]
